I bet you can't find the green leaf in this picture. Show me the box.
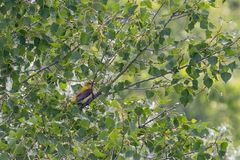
[221,72,231,83]
[59,82,67,90]
[140,8,150,22]
[145,90,154,99]
[105,117,114,129]
[208,56,218,65]
[1,101,9,113]
[173,118,179,127]
[34,37,40,46]
[228,61,236,72]
[14,143,26,155]
[70,51,82,61]
[133,153,141,160]
[0,21,7,31]
[19,35,26,45]
[186,66,200,79]
[0,153,10,160]
[220,142,228,151]
[111,3,120,12]
[51,23,59,33]
[224,47,236,56]
[64,71,74,78]
[106,29,115,40]
[180,89,192,106]
[192,80,198,90]
[0,141,8,150]
[37,134,48,145]
[160,28,171,36]
[197,153,206,160]
[203,76,213,88]
[114,82,125,92]
[115,62,124,72]
[39,6,50,18]
[79,119,90,129]
[149,66,160,76]
[9,128,25,139]
[200,19,208,29]
[148,67,167,77]
[171,78,180,85]
[102,85,111,95]
[120,51,130,60]
[93,148,106,158]
[188,21,195,31]
[191,52,202,62]
[193,140,203,150]
[109,128,120,141]
[219,141,228,157]
[141,0,152,8]
[135,107,143,116]
[80,64,89,76]
[128,4,138,14]
[125,150,134,157]
[57,143,67,155]
[16,128,25,138]
[80,32,91,45]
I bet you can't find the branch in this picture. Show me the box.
[77,3,240,109]
[110,2,173,84]
[151,1,166,23]
[111,49,144,84]
[80,133,99,143]
[119,36,240,91]
[138,104,178,128]
[105,2,189,87]
[22,41,82,84]
[162,132,224,160]
[21,60,59,84]
[125,85,171,91]
[93,12,127,86]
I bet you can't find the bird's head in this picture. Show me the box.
[84,81,93,88]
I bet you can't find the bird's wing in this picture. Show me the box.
[76,89,92,103]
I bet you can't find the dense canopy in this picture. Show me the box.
[0,0,239,159]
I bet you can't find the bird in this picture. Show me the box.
[72,81,93,105]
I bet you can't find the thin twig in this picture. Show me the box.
[139,104,178,128]
[151,1,166,23]
[119,36,240,91]
[110,2,172,84]
[21,61,59,84]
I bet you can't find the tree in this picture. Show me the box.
[0,0,239,159]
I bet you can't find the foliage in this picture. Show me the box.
[0,0,239,159]
[184,0,240,146]
[185,75,240,145]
